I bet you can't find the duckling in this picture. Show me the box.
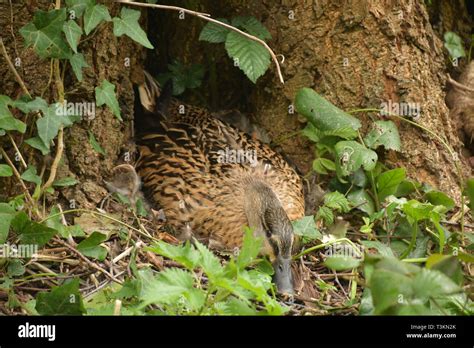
[134,71,305,294]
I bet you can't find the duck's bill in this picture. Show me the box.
[273,256,294,295]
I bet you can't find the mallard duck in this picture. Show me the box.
[134,71,305,294]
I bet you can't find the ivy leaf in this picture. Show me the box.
[112,8,154,49]
[231,16,271,40]
[364,120,401,151]
[11,212,57,247]
[225,31,270,83]
[0,203,16,244]
[292,216,322,243]
[444,32,466,60]
[13,96,48,114]
[77,231,108,261]
[88,131,105,155]
[21,166,41,186]
[69,53,89,81]
[199,18,230,43]
[95,79,121,120]
[295,88,361,132]
[0,96,26,133]
[36,279,86,315]
[334,141,378,177]
[83,4,111,35]
[376,168,406,202]
[62,20,82,53]
[37,103,78,147]
[20,9,72,59]
[0,164,13,177]
[25,137,50,155]
[65,0,94,19]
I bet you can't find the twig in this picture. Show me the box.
[116,0,285,84]
[7,133,27,169]
[447,75,474,94]
[0,37,31,98]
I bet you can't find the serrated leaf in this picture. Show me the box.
[312,157,335,174]
[199,18,230,43]
[63,20,82,53]
[53,177,78,187]
[231,16,271,40]
[0,203,15,244]
[292,216,322,242]
[147,241,200,271]
[77,231,108,261]
[364,120,401,151]
[88,130,105,155]
[236,228,262,269]
[21,166,41,186]
[316,205,334,225]
[295,88,361,132]
[324,191,351,212]
[84,4,111,35]
[69,52,89,81]
[301,122,321,142]
[335,141,378,177]
[0,164,13,177]
[194,240,224,278]
[95,79,121,120]
[360,240,395,257]
[376,168,406,202]
[36,279,85,315]
[112,8,153,49]
[66,0,94,18]
[225,31,270,83]
[25,136,50,155]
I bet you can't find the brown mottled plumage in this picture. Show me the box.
[135,72,304,293]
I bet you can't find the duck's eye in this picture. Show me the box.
[265,230,272,238]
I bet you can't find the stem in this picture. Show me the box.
[294,238,363,259]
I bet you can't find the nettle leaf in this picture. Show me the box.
[335,141,378,177]
[88,131,105,155]
[231,16,271,40]
[77,231,108,261]
[312,157,336,175]
[295,88,361,132]
[69,53,89,81]
[147,241,200,271]
[112,8,154,49]
[292,216,322,243]
[66,0,95,19]
[25,137,50,155]
[347,189,375,215]
[0,96,26,133]
[376,168,406,202]
[62,20,82,53]
[199,18,230,43]
[324,191,351,212]
[301,122,321,142]
[95,79,121,120]
[236,228,262,269]
[195,241,224,279]
[444,31,466,60]
[316,205,334,225]
[364,120,401,151]
[36,279,86,315]
[225,31,270,83]
[21,166,41,186]
[0,164,13,177]
[20,9,72,59]
[0,203,16,244]
[84,3,111,35]
[11,212,57,247]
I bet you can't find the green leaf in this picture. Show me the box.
[11,212,57,247]
[335,141,378,177]
[214,297,258,315]
[194,240,224,278]
[87,131,106,155]
[324,191,351,212]
[347,189,375,215]
[376,168,406,202]
[225,31,271,83]
[444,31,466,60]
[13,96,48,114]
[36,279,85,315]
[236,228,262,269]
[53,177,78,187]
[316,205,334,225]
[25,137,50,155]
[0,164,13,177]
[360,241,395,257]
[20,9,72,59]
[21,166,41,186]
[37,103,79,148]
[77,231,108,261]
[402,200,434,221]
[95,79,121,120]
[84,4,111,35]
[324,255,361,271]
[0,203,16,244]
[62,20,82,53]
[301,123,321,142]
[426,254,463,286]
[364,120,401,151]
[66,0,94,18]
[146,241,200,271]
[199,18,230,43]
[292,216,322,242]
[112,8,154,49]
[7,259,26,277]
[295,88,361,132]
[231,16,271,40]
[312,157,335,175]
[69,52,89,81]
[465,178,474,214]
[425,191,455,211]
[0,96,26,133]
[158,60,205,96]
